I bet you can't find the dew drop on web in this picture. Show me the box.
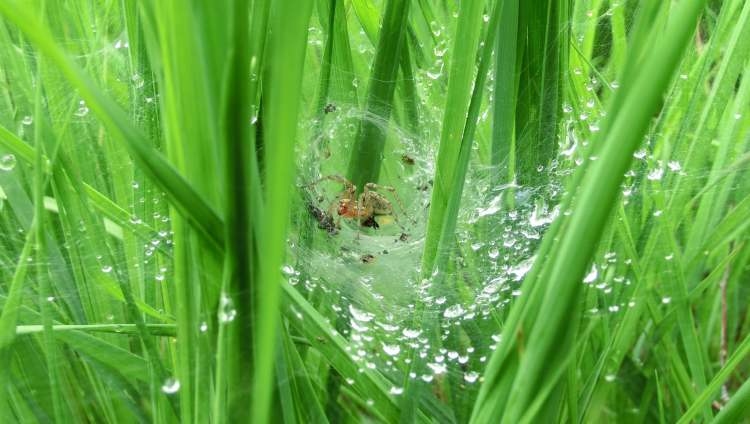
[0,154,16,171]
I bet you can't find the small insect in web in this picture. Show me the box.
[307,203,338,235]
[305,175,410,234]
[324,103,337,114]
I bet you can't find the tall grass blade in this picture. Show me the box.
[346,0,410,190]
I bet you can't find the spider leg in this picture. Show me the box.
[355,191,370,240]
[308,175,355,195]
[363,182,413,227]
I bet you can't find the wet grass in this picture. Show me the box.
[0,0,749,423]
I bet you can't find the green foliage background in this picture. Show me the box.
[0,0,749,423]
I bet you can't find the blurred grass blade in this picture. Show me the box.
[252,1,314,422]
[677,332,750,423]
[0,1,224,250]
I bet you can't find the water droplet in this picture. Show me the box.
[475,194,503,219]
[161,377,181,394]
[443,304,465,319]
[604,374,616,382]
[199,321,208,332]
[382,343,401,356]
[661,297,672,304]
[219,294,237,323]
[647,168,664,181]
[132,73,145,88]
[22,116,33,126]
[426,67,443,80]
[402,328,421,339]
[349,305,374,322]
[464,371,479,383]
[583,265,598,283]
[509,256,534,281]
[427,362,447,375]
[529,204,560,227]
[389,386,404,395]
[101,265,113,273]
[429,21,441,36]
[0,154,17,171]
[74,101,90,117]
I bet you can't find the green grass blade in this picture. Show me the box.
[252,1,314,422]
[346,0,410,190]
[472,0,708,421]
[420,0,485,276]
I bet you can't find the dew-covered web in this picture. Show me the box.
[274,45,749,391]
[282,92,567,389]
[1,4,748,406]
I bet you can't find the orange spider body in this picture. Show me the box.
[337,199,365,218]
[308,175,404,229]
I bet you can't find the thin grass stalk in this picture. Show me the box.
[0,222,35,423]
[31,51,67,422]
[420,0,485,277]
[491,0,519,178]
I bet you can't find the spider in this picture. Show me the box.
[308,175,407,231]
